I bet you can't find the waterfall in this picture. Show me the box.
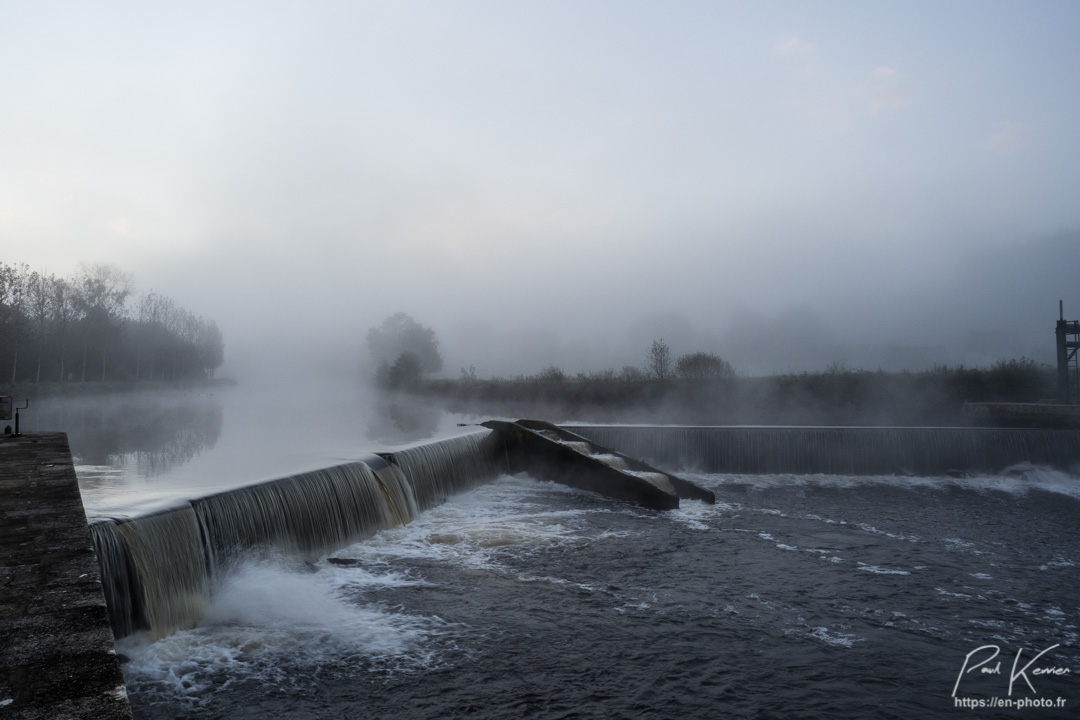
[565,426,1080,475]
[91,431,504,640]
[90,520,148,639]
[193,461,403,575]
[116,507,208,639]
[383,431,506,512]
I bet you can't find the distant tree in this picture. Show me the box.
[195,319,225,379]
[387,352,422,388]
[646,338,672,381]
[49,276,77,382]
[74,264,133,382]
[676,351,735,381]
[0,261,223,385]
[0,263,30,385]
[536,365,566,382]
[366,312,443,375]
[27,271,54,383]
[619,365,645,382]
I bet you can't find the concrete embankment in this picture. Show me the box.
[0,432,132,720]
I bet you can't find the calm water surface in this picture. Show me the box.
[23,384,478,516]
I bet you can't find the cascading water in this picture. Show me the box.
[91,431,505,640]
[193,461,402,575]
[566,425,1080,474]
[90,519,149,638]
[383,430,506,512]
[116,507,209,639]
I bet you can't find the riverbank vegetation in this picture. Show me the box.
[1,262,224,390]
[406,356,1055,426]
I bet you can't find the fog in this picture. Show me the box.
[4,1,1079,381]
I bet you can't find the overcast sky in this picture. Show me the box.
[3,1,1079,377]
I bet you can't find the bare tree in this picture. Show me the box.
[50,277,77,382]
[646,338,672,381]
[74,264,133,382]
[1,261,224,385]
[0,263,30,385]
[27,271,54,383]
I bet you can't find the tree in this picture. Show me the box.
[0,263,31,385]
[74,264,133,382]
[49,276,77,382]
[386,352,422,388]
[676,351,735,381]
[646,338,672,381]
[366,312,443,375]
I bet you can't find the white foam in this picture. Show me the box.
[856,523,920,542]
[935,587,972,599]
[668,504,716,531]
[119,560,453,704]
[331,475,630,580]
[808,626,860,647]
[856,562,910,576]
[694,467,1080,500]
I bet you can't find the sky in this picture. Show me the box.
[3,1,1080,377]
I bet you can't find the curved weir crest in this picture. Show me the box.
[91,431,505,640]
[89,424,1080,641]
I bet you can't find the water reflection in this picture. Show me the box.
[23,383,478,516]
[26,391,223,480]
[365,393,443,445]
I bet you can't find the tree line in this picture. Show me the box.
[0,262,224,387]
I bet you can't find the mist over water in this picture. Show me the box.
[22,383,483,517]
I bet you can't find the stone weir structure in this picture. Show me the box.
[27,419,1073,694]
[0,433,132,720]
[90,431,507,642]
[89,424,716,644]
[482,419,714,509]
[563,425,1080,475]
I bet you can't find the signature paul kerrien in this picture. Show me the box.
[954,644,1071,697]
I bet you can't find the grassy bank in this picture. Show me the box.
[409,359,1056,426]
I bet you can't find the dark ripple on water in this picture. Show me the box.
[123,472,1080,719]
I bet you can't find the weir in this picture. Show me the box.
[483,419,715,510]
[564,425,1080,475]
[53,419,1080,653]
[91,431,504,640]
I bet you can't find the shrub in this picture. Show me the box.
[676,351,735,381]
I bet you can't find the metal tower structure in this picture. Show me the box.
[1056,300,1080,404]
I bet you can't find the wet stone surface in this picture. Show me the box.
[0,432,132,719]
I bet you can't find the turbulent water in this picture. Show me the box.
[116,468,1079,719]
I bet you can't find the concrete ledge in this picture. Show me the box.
[0,432,132,720]
[481,419,717,510]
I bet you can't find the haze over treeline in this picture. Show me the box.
[2,2,1079,384]
[0,261,224,385]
